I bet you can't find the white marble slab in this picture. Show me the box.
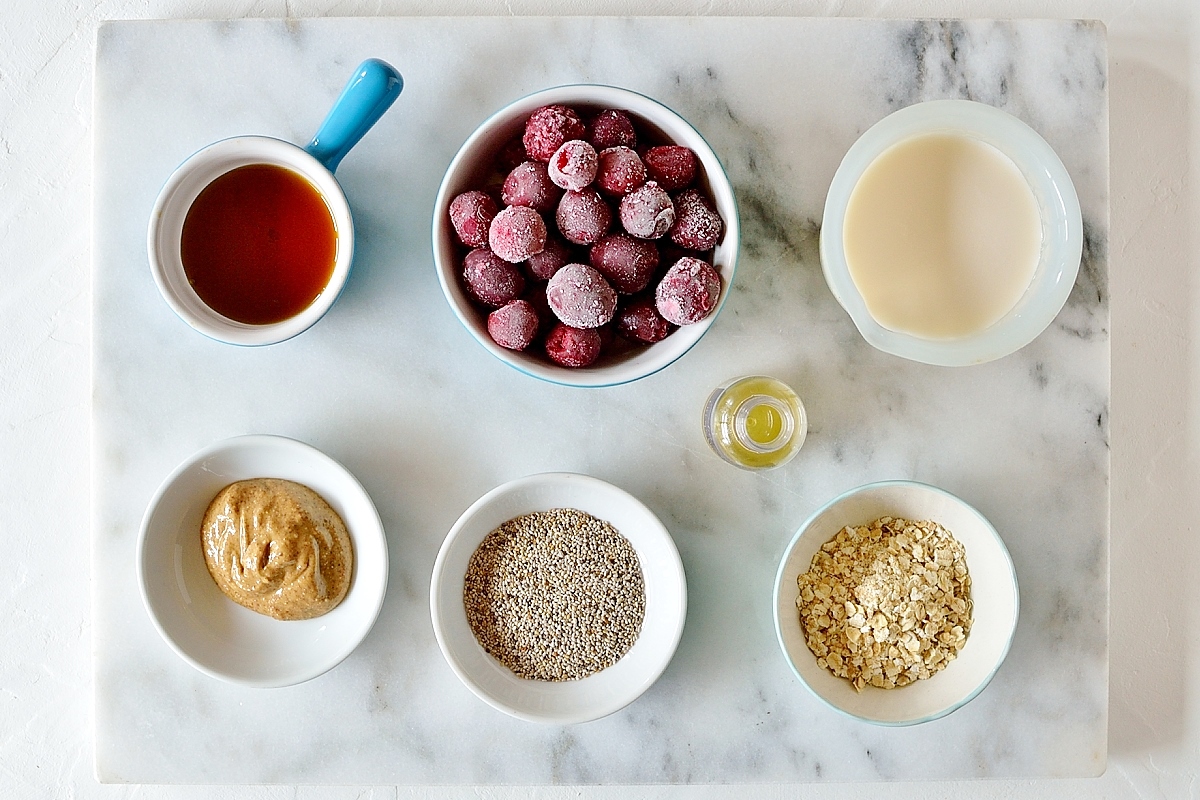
[92,17,1109,784]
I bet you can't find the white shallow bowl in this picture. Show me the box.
[137,435,389,688]
[430,473,687,724]
[773,480,1019,726]
[432,84,740,388]
[820,99,1083,366]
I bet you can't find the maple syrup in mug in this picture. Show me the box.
[180,164,338,325]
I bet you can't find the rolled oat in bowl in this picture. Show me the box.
[796,516,972,692]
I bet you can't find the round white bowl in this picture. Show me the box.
[148,136,355,346]
[430,473,687,724]
[820,99,1083,366]
[432,84,740,388]
[773,480,1019,726]
[137,434,389,688]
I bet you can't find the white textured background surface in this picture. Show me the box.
[0,0,1193,798]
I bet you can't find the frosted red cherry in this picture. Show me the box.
[449,191,498,248]
[545,323,602,368]
[670,189,724,251]
[643,145,697,191]
[489,205,547,263]
[556,189,612,246]
[619,181,675,240]
[502,161,560,213]
[595,146,646,196]
[548,140,598,192]
[525,235,571,282]
[656,256,721,325]
[487,300,540,351]
[523,105,586,163]
[590,233,659,295]
[587,109,637,150]
[546,263,618,329]
[617,298,674,343]
[462,248,526,307]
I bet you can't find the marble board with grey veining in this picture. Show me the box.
[93,18,1109,783]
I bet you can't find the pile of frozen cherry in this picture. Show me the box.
[447,104,726,369]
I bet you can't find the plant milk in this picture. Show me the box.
[842,133,1042,340]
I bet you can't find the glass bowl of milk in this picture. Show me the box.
[820,99,1082,366]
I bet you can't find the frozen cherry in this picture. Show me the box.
[595,146,646,196]
[501,161,560,213]
[616,297,674,343]
[548,140,598,192]
[644,145,697,191]
[669,189,724,251]
[589,233,659,295]
[448,191,498,248]
[556,189,612,246]
[546,263,617,329]
[525,235,571,281]
[523,105,586,163]
[545,323,602,368]
[619,181,675,240]
[655,256,721,325]
[587,109,637,150]
[489,205,547,263]
[462,248,526,307]
[455,104,727,369]
[487,299,540,351]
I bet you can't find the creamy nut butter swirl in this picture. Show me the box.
[201,478,353,620]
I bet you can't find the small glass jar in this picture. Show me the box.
[703,376,808,470]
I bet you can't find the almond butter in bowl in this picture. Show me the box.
[201,478,354,621]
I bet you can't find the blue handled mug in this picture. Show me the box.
[148,59,403,346]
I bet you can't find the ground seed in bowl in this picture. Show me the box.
[796,516,972,692]
[463,508,646,681]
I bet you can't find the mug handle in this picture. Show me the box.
[306,58,403,173]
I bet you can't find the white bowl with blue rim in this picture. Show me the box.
[432,84,740,388]
[820,99,1082,366]
[137,434,389,687]
[429,472,687,723]
[773,480,1019,726]
[147,59,402,346]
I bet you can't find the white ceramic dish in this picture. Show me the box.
[432,84,740,387]
[430,473,687,724]
[820,99,1083,366]
[773,480,1019,726]
[137,434,389,688]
